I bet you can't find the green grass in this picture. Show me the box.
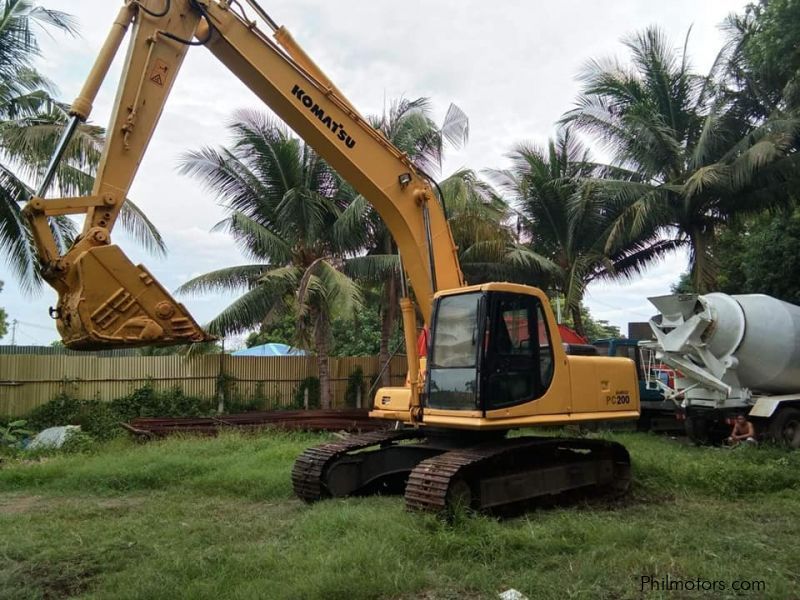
[1,431,799,599]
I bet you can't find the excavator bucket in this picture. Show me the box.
[52,244,212,350]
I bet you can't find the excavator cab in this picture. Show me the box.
[372,281,639,431]
[426,289,554,413]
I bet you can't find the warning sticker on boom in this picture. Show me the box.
[149,59,169,87]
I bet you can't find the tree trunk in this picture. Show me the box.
[571,305,586,339]
[689,225,718,294]
[379,273,398,387]
[216,344,227,414]
[314,311,332,409]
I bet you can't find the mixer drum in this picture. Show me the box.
[704,293,800,394]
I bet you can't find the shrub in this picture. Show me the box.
[60,429,97,454]
[292,377,320,409]
[23,383,212,442]
[0,419,34,449]
[345,367,365,408]
[242,381,282,411]
[77,400,122,441]
[109,382,209,420]
[27,390,82,430]
[108,381,158,421]
[227,396,266,413]
[27,393,123,441]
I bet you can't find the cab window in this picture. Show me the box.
[427,292,482,410]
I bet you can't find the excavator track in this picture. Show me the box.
[404,436,631,514]
[292,428,423,502]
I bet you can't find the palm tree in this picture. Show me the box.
[719,5,800,121]
[0,1,80,288]
[562,26,800,292]
[0,280,8,337]
[0,0,165,291]
[176,110,362,409]
[337,97,505,385]
[488,128,676,337]
[438,168,513,284]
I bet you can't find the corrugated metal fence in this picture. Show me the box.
[0,354,408,416]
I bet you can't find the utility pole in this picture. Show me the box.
[10,319,18,346]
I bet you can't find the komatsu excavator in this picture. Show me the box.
[25,0,639,513]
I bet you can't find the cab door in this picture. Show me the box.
[481,292,554,412]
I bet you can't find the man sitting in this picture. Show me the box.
[727,414,757,446]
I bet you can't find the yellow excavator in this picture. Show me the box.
[25,0,639,513]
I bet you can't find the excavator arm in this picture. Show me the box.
[24,0,463,359]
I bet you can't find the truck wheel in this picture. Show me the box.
[685,415,727,445]
[685,415,709,445]
[767,408,800,448]
[636,412,653,432]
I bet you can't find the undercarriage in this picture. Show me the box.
[292,428,631,514]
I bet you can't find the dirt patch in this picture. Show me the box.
[0,493,149,515]
[94,496,148,510]
[0,494,46,514]
[396,590,487,600]
[19,558,98,599]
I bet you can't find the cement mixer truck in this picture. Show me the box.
[641,293,800,447]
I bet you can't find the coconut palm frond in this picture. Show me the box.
[0,163,39,291]
[440,103,469,149]
[0,1,77,85]
[598,238,687,282]
[204,283,289,338]
[117,199,167,257]
[212,211,292,264]
[175,264,271,296]
[344,254,398,283]
[314,259,363,320]
[177,147,269,215]
[331,194,372,253]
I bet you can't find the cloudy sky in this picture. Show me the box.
[2,0,745,346]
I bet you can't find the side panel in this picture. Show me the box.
[370,386,413,423]
[749,394,800,418]
[568,356,639,415]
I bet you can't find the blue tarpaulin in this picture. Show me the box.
[232,343,306,357]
